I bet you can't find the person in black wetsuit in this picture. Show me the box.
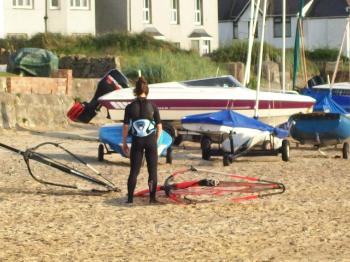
[122,77,162,204]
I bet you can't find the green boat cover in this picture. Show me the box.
[8,48,58,77]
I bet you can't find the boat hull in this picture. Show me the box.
[289,113,350,146]
[99,83,315,126]
[301,83,350,112]
[221,129,280,153]
[104,102,313,127]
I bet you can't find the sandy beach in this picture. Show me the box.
[0,127,349,261]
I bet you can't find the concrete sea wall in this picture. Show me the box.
[0,92,73,129]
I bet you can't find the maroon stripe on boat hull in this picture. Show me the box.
[101,99,314,110]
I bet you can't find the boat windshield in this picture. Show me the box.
[180,75,244,88]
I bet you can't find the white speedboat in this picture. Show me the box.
[98,75,315,126]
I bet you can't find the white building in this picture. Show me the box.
[0,0,96,38]
[96,0,219,55]
[218,0,350,51]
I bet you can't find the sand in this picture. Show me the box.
[0,127,349,261]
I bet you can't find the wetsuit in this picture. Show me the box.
[123,97,161,202]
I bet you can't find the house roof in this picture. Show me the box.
[306,0,350,18]
[218,0,250,21]
[142,27,163,37]
[218,0,315,21]
[268,0,313,16]
[188,29,212,38]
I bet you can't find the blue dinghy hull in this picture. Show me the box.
[289,113,350,146]
[99,124,172,158]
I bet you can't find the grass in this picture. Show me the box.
[0,33,331,87]
[0,33,225,83]
[0,72,17,77]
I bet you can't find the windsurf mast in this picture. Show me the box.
[254,0,268,119]
[244,0,260,86]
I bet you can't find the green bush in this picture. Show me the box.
[0,32,225,83]
[305,48,342,61]
[209,40,281,64]
[122,50,223,83]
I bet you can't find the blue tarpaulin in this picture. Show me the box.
[313,94,347,114]
[181,110,288,138]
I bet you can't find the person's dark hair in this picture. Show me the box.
[133,76,149,97]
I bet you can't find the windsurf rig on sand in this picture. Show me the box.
[134,166,285,204]
[0,142,119,192]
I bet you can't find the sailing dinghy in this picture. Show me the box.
[289,94,350,158]
[181,110,290,165]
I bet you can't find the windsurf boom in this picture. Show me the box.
[135,166,285,204]
[0,142,119,192]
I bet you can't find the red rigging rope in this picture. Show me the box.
[134,166,285,204]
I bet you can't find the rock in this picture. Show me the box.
[261,61,280,84]
[226,62,245,84]
[59,55,120,78]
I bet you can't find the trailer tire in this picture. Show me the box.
[201,136,211,160]
[166,147,173,164]
[342,142,349,159]
[98,144,104,162]
[223,154,230,166]
[173,135,183,146]
[281,140,290,162]
[162,123,176,141]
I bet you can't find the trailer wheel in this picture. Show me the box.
[342,142,349,159]
[281,140,290,162]
[98,144,104,162]
[166,147,173,164]
[173,135,183,146]
[201,136,211,160]
[223,154,230,166]
[162,122,176,142]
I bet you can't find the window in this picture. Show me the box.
[173,42,181,48]
[273,17,291,38]
[194,0,203,25]
[70,0,89,9]
[248,21,258,38]
[202,40,211,54]
[170,0,180,24]
[233,23,238,39]
[50,0,60,9]
[12,0,33,9]
[143,0,152,24]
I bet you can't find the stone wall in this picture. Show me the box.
[0,77,111,130]
[59,55,121,78]
[325,61,350,82]
[0,92,73,129]
[72,78,99,101]
[226,62,245,83]
[0,49,10,65]
[3,69,73,96]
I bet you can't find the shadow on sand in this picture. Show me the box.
[104,196,170,207]
[0,186,114,197]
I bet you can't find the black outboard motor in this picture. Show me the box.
[307,75,324,88]
[67,69,129,123]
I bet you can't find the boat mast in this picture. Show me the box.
[244,0,260,86]
[331,20,349,95]
[292,0,305,89]
[254,0,268,119]
[282,0,286,92]
[347,12,350,81]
